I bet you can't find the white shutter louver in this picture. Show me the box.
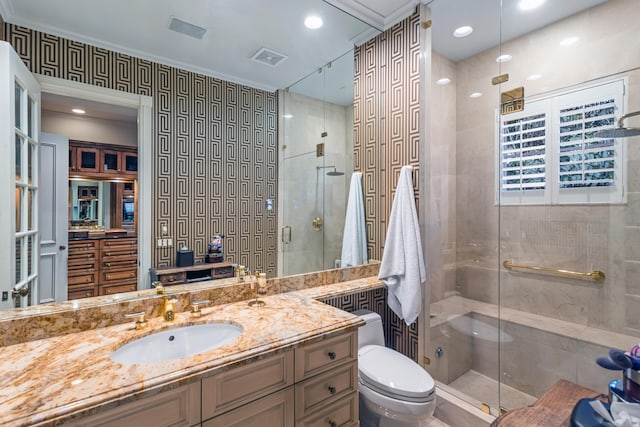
[558,98,616,188]
[501,113,546,191]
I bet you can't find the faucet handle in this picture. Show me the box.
[190,299,211,318]
[124,311,148,330]
[151,281,165,294]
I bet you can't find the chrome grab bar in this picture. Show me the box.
[503,260,605,281]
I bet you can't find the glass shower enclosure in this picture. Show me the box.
[425,0,640,417]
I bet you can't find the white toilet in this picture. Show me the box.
[354,309,436,427]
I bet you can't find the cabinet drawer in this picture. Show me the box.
[202,350,293,419]
[202,387,294,427]
[102,248,137,262]
[159,272,186,285]
[68,249,99,262]
[101,238,137,250]
[296,391,358,427]
[295,331,357,381]
[64,382,200,427]
[67,260,98,277]
[101,281,137,295]
[67,286,97,300]
[68,272,98,286]
[68,240,100,252]
[212,265,234,278]
[102,259,138,270]
[101,269,137,283]
[295,361,357,418]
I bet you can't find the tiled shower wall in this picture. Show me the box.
[353,10,421,361]
[2,23,278,275]
[455,0,640,337]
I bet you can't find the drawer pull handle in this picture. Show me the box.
[329,421,337,427]
[85,291,92,297]
[328,386,336,395]
[328,351,336,360]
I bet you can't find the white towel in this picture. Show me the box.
[378,165,426,325]
[341,172,368,268]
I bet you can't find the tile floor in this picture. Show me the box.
[448,370,537,415]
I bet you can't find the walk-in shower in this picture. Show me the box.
[426,0,640,418]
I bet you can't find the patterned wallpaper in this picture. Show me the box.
[354,11,421,262]
[352,10,421,361]
[2,24,278,275]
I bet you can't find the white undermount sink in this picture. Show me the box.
[110,323,243,365]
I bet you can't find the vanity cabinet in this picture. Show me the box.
[62,382,200,427]
[67,237,138,300]
[293,331,359,426]
[67,240,100,298]
[59,330,358,427]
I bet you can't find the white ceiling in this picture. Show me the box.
[42,93,138,123]
[1,0,608,111]
[0,0,376,93]
[428,0,607,62]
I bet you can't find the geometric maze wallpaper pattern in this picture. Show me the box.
[3,23,278,275]
[354,10,421,263]
[352,10,421,359]
[321,288,419,362]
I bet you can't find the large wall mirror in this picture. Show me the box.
[1,0,380,313]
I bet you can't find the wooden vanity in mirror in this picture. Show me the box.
[68,140,138,300]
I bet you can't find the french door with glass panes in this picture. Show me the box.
[0,41,41,309]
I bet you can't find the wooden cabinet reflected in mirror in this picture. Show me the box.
[67,140,138,300]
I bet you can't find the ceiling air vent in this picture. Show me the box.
[168,17,207,40]
[251,47,288,67]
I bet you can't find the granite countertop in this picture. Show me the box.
[0,292,364,427]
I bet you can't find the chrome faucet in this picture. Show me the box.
[163,296,178,321]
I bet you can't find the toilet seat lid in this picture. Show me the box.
[359,345,435,401]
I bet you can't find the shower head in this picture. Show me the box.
[594,110,640,139]
[594,127,640,138]
[316,165,345,176]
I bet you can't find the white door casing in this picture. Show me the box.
[0,41,41,309]
[39,132,69,303]
[35,74,153,291]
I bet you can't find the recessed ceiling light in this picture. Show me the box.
[519,0,545,11]
[470,92,483,98]
[72,108,85,114]
[436,78,451,85]
[527,73,542,81]
[453,26,473,38]
[560,36,579,47]
[304,15,323,29]
[496,54,513,63]
[283,114,293,119]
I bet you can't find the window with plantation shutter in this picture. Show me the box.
[497,78,627,205]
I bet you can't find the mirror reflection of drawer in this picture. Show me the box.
[69,240,100,252]
[159,272,187,285]
[68,260,99,271]
[68,249,99,262]
[68,272,99,286]
[101,270,137,283]
[102,259,138,270]
[102,238,137,250]
[68,285,98,300]
[101,282,137,295]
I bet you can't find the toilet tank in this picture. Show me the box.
[353,309,385,348]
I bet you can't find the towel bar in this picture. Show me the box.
[503,260,605,281]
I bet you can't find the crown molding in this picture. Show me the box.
[324,0,420,31]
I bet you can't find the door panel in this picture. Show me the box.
[39,133,68,303]
[0,41,41,309]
